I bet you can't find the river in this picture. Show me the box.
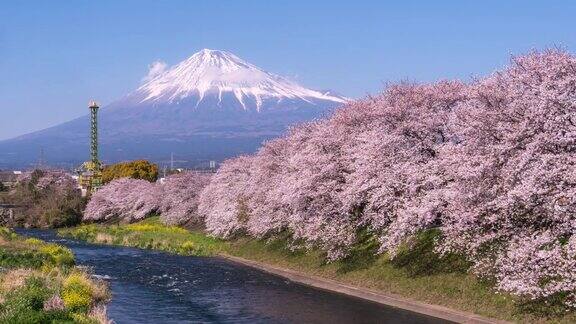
[16,229,451,324]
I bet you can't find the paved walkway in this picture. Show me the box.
[223,255,510,324]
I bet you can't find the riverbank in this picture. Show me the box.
[59,218,575,323]
[223,255,502,324]
[0,227,110,323]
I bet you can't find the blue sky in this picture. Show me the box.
[1,1,575,140]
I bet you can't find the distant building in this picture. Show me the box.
[0,171,22,188]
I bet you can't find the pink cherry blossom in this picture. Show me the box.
[199,156,254,237]
[84,178,160,223]
[158,171,212,226]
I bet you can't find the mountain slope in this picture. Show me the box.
[0,49,348,169]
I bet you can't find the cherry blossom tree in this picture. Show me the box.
[438,50,576,304]
[341,81,467,254]
[198,156,254,237]
[277,120,357,259]
[17,170,78,193]
[83,178,160,223]
[243,137,292,238]
[158,171,212,226]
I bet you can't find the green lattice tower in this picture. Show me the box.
[88,101,102,192]
[89,101,99,164]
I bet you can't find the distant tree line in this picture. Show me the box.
[4,170,84,228]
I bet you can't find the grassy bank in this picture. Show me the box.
[0,227,110,323]
[59,217,226,256]
[59,218,574,323]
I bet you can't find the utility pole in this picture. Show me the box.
[170,152,174,171]
[37,147,45,170]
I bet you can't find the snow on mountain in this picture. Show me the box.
[130,49,348,110]
[0,49,350,168]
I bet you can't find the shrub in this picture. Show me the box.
[24,238,44,245]
[179,241,196,254]
[102,160,158,184]
[61,273,94,313]
[39,244,75,267]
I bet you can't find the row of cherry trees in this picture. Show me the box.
[198,51,576,306]
[84,172,211,225]
[82,51,575,307]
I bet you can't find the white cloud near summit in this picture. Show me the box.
[142,60,167,82]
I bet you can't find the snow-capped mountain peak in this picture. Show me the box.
[0,49,350,167]
[135,49,348,110]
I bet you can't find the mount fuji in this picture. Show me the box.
[0,49,348,168]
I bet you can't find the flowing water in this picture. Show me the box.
[16,229,451,324]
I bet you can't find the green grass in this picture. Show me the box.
[59,216,227,256]
[0,232,74,270]
[0,227,110,323]
[59,218,576,323]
